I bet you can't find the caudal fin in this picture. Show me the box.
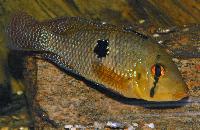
[6,11,49,51]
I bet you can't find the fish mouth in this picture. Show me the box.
[173,92,189,100]
[144,92,188,102]
[132,85,189,102]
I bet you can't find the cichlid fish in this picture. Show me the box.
[6,12,188,101]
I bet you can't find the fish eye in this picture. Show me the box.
[150,64,165,97]
[151,64,165,77]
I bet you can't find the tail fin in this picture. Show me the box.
[6,11,49,52]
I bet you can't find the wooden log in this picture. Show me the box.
[23,55,199,129]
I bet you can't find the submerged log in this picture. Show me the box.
[25,56,199,129]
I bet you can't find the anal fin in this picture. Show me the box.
[40,53,79,75]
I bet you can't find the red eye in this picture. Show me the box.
[151,64,165,77]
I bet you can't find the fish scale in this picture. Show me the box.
[6,11,188,101]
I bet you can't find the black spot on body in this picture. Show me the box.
[94,39,109,58]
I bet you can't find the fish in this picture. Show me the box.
[6,11,188,101]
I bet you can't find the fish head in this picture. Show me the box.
[127,45,188,101]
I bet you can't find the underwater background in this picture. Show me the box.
[0,0,199,129]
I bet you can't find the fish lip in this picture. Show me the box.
[140,91,189,102]
[132,88,189,102]
[173,91,189,100]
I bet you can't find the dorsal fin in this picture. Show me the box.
[40,16,148,38]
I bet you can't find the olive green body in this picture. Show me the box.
[7,12,188,101]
